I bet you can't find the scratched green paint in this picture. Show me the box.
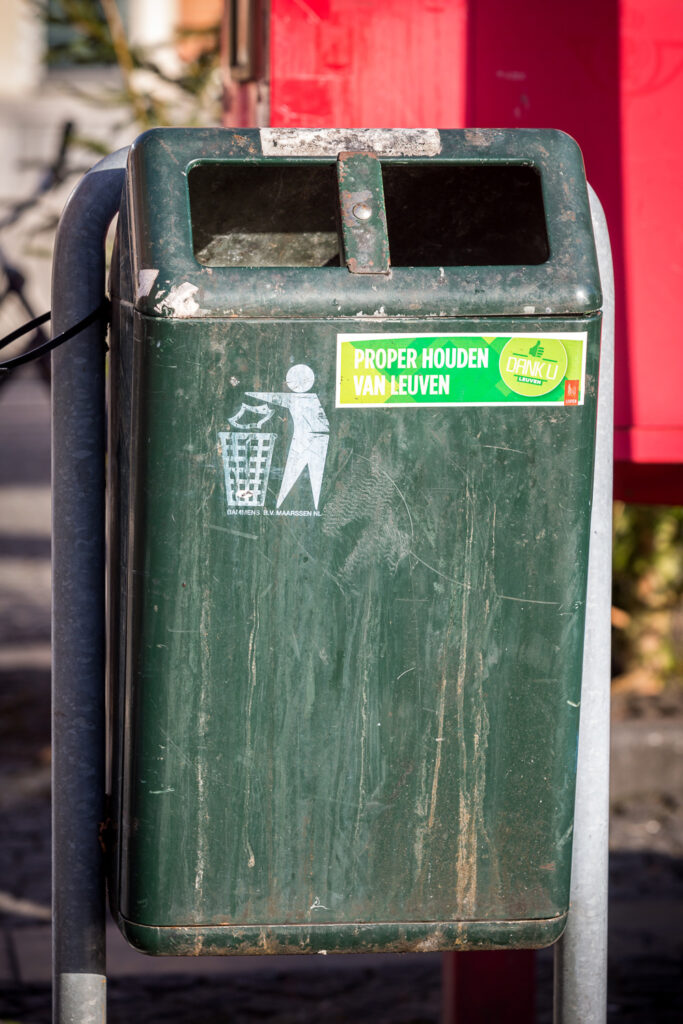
[109,312,600,954]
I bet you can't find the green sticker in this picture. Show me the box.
[499,337,567,398]
[336,332,587,408]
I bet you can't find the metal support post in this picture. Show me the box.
[554,188,614,1023]
[51,147,128,1024]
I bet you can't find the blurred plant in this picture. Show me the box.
[36,0,223,128]
[612,502,683,693]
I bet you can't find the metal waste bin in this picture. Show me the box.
[107,127,602,955]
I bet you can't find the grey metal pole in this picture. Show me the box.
[51,147,129,1024]
[554,188,614,1023]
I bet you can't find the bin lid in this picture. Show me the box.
[124,127,601,320]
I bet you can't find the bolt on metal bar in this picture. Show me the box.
[554,187,614,1024]
[51,147,129,1024]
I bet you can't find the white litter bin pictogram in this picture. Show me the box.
[219,403,276,508]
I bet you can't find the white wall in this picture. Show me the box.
[0,0,43,97]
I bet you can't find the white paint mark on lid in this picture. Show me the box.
[137,268,159,299]
[155,281,200,317]
[260,128,442,157]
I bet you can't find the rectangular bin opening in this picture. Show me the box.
[382,164,549,267]
[189,163,341,267]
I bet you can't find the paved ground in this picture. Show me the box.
[0,373,681,1022]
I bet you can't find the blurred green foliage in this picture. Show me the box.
[41,0,115,67]
[36,0,222,128]
[613,502,683,690]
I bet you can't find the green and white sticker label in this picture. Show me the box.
[336,332,587,409]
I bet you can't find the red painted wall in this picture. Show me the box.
[270,0,468,127]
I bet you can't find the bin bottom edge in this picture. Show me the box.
[115,912,567,956]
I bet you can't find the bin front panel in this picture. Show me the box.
[112,312,600,952]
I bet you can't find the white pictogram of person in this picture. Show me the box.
[247,364,329,510]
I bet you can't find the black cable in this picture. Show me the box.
[0,310,51,352]
[0,300,110,375]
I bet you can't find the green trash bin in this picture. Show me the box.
[107,127,602,955]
